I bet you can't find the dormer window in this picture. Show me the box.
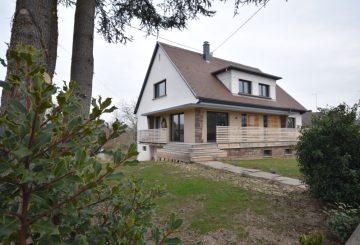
[154,79,166,98]
[259,83,270,97]
[239,79,252,94]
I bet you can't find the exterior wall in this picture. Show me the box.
[216,71,232,91]
[228,111,282,128]
[184,110,195,143]
[289,112,302,127]
[199,110,290,143]
[202,110,207,143]
[137,143,152,161]
[136,46,198,161]
[215,70,277,100]
[224,146,295,160]
[195,108,205,143]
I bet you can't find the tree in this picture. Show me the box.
[296,103,360,205]
[1,0,58,109]
[69,0,269,115]
[70,0,96,116]
[113,99,137,141]
[0,45,183,245]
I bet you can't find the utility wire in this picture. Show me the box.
[213,4,266,53]
[128,25,202,52]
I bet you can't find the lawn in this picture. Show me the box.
[121,161,337,244]
[225,158,302,178]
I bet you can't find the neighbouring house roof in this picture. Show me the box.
[134,42,307,114]
[301,111,321,126]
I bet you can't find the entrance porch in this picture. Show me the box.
[137,107,300,162]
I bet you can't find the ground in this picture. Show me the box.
[121,161,339,244]
[225,158,302,179]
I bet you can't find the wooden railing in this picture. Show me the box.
[138,128,168,144]
[216,126,300,144]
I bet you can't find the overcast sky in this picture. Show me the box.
[1,0,359,118]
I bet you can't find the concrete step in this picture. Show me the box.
[190,152,227,157]
[190,156,215,162]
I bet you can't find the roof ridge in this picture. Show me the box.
[158,41,261,72]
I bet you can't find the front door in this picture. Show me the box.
[171,113,184,142]
[207,112,228,142]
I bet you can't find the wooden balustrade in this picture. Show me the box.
[138,128,168,144]
[216,126,300,144]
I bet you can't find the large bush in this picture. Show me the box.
[296,103,360,205]
[0,45,182,244]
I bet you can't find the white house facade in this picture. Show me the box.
[135,42,306,162]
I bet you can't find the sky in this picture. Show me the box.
[1,0,359,119]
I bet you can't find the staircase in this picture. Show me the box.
[156,143,227,163]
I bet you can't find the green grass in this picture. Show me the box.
[121,162,270,235]
[225,158,302,178]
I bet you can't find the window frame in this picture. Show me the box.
[287,117,296,128]
[154,116,161,129]
[241,113,247,127]
[259,83,270,97]
[154,79,166,98]
[171,113,184,142]
[263,115,268,128]
[263,149,272,157]
[238,79,252,95]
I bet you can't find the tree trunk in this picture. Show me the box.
[1,0,58,108]
[70,0,96,117]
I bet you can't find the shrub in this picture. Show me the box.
[0,45,182,244]
[296,103,360,205]
[325,203,360,242]
[299,231,324,245]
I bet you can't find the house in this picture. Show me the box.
[134,41,307,162]
[301,111,320,127]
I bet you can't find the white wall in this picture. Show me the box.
[216,71,232,91]
[216,70,277,100]
[136,45,198,160]
[289,112,302,128]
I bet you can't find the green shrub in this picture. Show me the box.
[299,231,324,245]
[325,203,360,242]
[296,103,360,205]
[0,45,182,244]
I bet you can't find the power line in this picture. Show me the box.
[213,3,267,53]
[128,25,202,52]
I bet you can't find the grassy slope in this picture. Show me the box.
[121,161,337,244]
[122,162,268,235]
[225,158,302,178]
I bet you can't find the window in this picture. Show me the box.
[284,148,293,155]
[287,117,296,128]
[259,83,270,97]
[154,79,166,98]
[263,149,272,157]
[171,113,184,142]
[154,116,161,129]
[241,114,247,127]
[263,115,268,128]
[239,79,252,94]
[142,146,147,151]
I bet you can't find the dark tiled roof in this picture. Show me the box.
[301,111,321,126]
[160,42,307,113]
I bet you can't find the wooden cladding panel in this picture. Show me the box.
[216,126,300,144]
[268,115,280,128]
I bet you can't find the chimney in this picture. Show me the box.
[203,41,210,61]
